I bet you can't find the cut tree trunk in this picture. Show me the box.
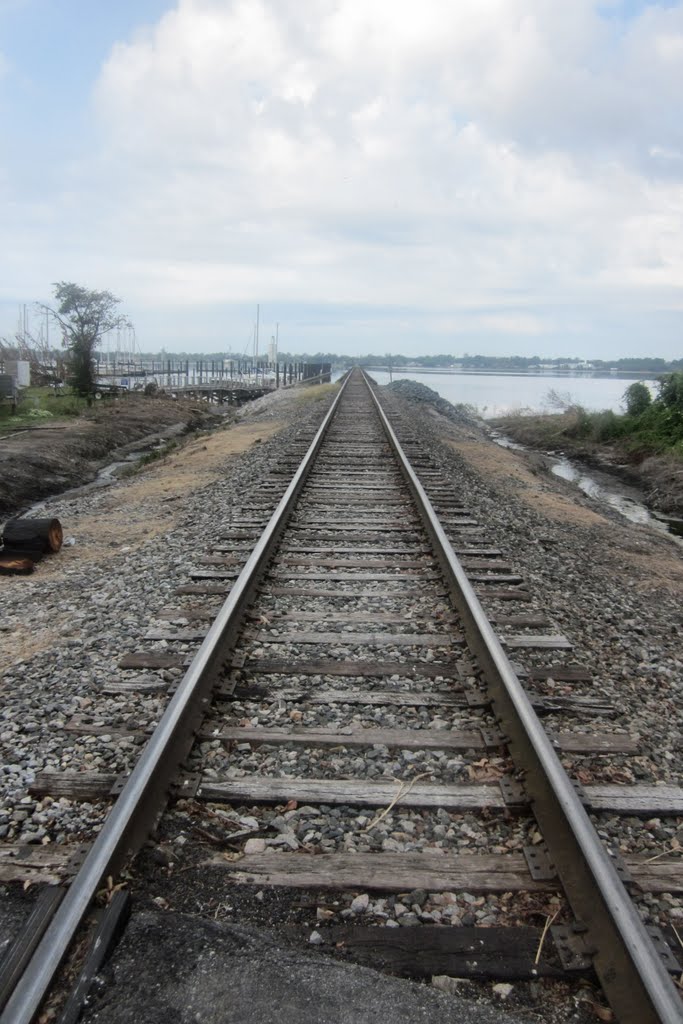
[0,553,34,575]
[2,518,63,554]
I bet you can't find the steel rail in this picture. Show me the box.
[1,374,351,1024]
[365,372,682,1024]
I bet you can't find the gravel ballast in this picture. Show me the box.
[1,377,681,1023]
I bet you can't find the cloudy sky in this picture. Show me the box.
[1,0,682,358]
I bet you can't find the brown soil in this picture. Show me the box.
[33,418,283,578]
[0,394,225,522]
[449,439,609,529]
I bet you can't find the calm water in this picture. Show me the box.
[359,369,657,419]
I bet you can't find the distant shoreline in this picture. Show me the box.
[362,366,656,380]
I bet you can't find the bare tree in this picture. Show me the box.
[0,325,68,386]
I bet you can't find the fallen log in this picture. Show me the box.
[2,517,63,554]
[0,553,34,575]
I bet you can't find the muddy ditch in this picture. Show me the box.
[0,395,227,522]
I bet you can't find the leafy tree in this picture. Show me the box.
[623,381,651,417]
[40,283,131,399]
[657,372,683,413]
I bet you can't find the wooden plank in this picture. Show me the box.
[0,845,81,884]
[214,851,547,892]
[199,777,505,809]
[268,571,439,582]
[118,653,184,669]
[475,588,531,601]
[302,498,411,506]
[29,772,119,801]
[501,635,573,650]
[284,533,423,544]
[552,732,639,754]
[587,784,683,815]
[453,549,503,556]
[200,775,683,814]
[467,574,524,584]
[255,631,461,647]
[202,725,486,749]
[265,588,439,599]
[276,557,430,568]
[490,615,549,627]
[459,560,511,571]
[527,666,592,682]
[241,658,463,679]
[103,678,173,695]
[287,925,573,981]
[198,555,244,566]
[288,523,417,533]
[199,724,637,756]
[532,695,615,717]
[189,570,241,580]
[231,687,468,708]
[437,518,479,526]
[627,857,683,893]
[276,545,431,555]
[233,683,610,717]
[259,612,453,626]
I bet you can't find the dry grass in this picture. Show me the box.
[293,382,339,404]
[448,438,608,528]
[10,419,282,577]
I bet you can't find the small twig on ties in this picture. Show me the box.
[534,908,560,965]
[642,839,681,864]
[361,773,431,833]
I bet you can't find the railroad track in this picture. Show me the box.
[1,369,682,1023]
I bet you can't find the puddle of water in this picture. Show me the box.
[490,433,683,543]
[551,458,652,525]
[98,449,150,481]
[488,430,526,452]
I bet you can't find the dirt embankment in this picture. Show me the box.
[0,395,225,521]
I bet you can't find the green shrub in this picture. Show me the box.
[591,409,626,442]
[623,382,652,417]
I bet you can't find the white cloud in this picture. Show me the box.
[4,0,683,355]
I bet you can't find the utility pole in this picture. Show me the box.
[255,304,260,381]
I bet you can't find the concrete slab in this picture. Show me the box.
[80,911,526,1024]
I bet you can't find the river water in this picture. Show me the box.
[362,368,656,419]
